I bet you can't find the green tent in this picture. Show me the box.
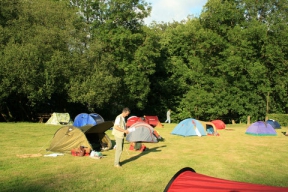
[45,113,72,125]
[47,122,113,153]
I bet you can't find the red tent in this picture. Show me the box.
[144,116,163,128]
[211,119,226,130]
[164,167,288,192]
[126,116,145,128]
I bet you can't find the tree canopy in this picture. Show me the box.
[0,0,287,123]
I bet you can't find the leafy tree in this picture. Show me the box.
[0,0,80,120]
[198,0,288,121]
[68,0,154,115]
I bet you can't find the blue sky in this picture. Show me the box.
[144,0,208,25]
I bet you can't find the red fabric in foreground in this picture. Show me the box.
[167,171,288,192]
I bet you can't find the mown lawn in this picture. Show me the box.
[1,122,288,191]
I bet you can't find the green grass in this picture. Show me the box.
[1,122,288,191]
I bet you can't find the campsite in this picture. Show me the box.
[1,0,288,191]
[1,122,288,192]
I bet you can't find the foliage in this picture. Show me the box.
[0,0,288,122]
[0,0,80,121]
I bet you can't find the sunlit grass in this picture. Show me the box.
[1,122,288,191]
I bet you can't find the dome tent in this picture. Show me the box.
[126,122,161,143]
[45,113,72,125]
[71,113,113,150]
[126,116,145,127]
[171,118,207,137]
[80,121,114,150]
[245,121,277,136]
[47,126,92,153]
[73,113,104,127]
[199,120,218,135]
[47,121,114,153]
[211,119,226,130]
[144,116,163,128]
[266,119,281,129]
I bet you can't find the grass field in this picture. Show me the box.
[1,122,288,192]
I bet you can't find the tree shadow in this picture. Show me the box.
[121,145,166,165]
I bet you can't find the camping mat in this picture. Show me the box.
[16,153,42,158]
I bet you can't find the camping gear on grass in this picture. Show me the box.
[266,119,281,129]
[129,142,146,152]
[90,151,103,159]
[17,153,42,158]
[164,167,288,192]
[71,146,86,156]
[245,121,277,136]
[47,121,114,153]
[171,118,207,137]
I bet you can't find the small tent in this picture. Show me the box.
[81,121,114,150]
[171,118,207,137]
[245,121,277,136]
[266,119,281,129]
[126,122,160,143]
[47,126,92,152]
[73,113,104,127]
[47,121,114,152]
[144,116,163,128]
[211,119,226,130]
[45,113,72,125]
[126,116,145,127]
[164,167,288,192]
[199,120,218,135]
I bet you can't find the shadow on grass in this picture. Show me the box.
[121,145,167,165]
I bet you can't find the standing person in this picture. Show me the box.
[164,109,171,123]
[112,107,130,168]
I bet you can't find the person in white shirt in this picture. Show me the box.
[164,109,171,123]
[112,107,130,168]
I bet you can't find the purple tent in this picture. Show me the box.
[245,121,277,136]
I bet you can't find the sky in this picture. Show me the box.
[144,0,208,25]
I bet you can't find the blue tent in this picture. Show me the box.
[266,119,281,129]
[73,113,104,127]
[171,118,207,137]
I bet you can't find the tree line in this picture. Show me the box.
[0,0,287,123]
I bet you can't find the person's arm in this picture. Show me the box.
[114,124,129,134]
[114,117,129,134]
